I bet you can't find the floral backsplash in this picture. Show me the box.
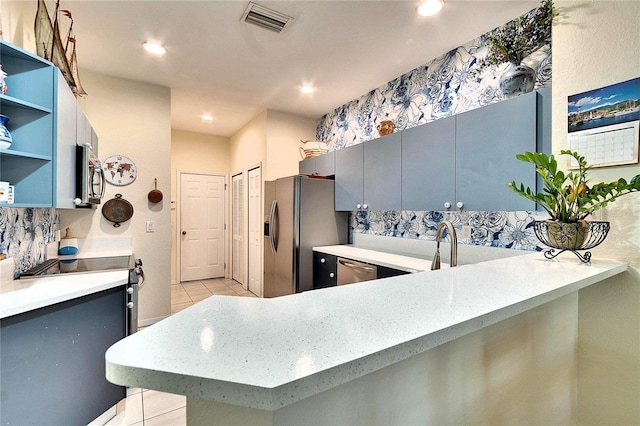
[351,210,549,251]
[316,5,552,251]
[0,208,59,273]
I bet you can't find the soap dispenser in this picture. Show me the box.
[58,227,79,256]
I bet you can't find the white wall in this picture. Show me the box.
[230,111,268,176]
[553,2,640,424]
[171,129,230,284]
[265,111,317,181]
[59,70,172,325]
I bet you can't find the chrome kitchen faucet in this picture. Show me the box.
[431,221,458,270]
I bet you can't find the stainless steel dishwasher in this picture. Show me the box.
[337,257,378,285]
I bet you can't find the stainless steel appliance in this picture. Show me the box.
[75,143,105,207]
[263,175,348,297]
[20,255,143,335]
[337,257,378,285]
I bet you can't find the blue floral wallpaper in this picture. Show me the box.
[0,208,59,273]
[316,6,551,251]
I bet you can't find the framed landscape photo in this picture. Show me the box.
[567,77,640,168]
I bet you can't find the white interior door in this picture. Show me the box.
[231,173,244,285]
[248,166,261,296]
[180,172,225,282]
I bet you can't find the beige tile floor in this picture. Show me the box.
[105,277,256,425]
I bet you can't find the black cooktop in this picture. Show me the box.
[20,256,134,277]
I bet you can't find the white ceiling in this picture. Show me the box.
[46,0,540,137]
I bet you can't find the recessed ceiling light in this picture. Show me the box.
[201,114,214,122]
[143,42,167,55]
[417,0,444,16]
[300,85,314,94]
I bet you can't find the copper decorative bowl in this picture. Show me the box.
[533,220,610,263]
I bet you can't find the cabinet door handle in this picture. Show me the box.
[320,258,326,264]
[356,204,361,209]
[329,273,335,278]
[444,202,451,209]
[456,201,464,209]
[363,204,368,210]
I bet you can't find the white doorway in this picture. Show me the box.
[247,166,261,296]
[231,172,244,285]
[179,172,226,282]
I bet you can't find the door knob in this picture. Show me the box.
[182,231,187,235]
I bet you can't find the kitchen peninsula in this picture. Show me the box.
[106,254,626,425]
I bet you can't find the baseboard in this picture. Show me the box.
[138,315,168,327]
[87,405,117,426]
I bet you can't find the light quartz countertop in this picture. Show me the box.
[105,254,626,411]
[0,270,130,319]
[314,244,433,272]
[0,237,134,319]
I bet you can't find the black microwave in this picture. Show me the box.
[75,143,105,207]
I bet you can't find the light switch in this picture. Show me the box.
[146,221,155,233]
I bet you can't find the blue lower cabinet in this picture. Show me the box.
[0,287,126,425]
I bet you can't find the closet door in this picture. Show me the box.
[231,173,244,285]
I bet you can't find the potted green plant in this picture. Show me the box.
[475,0,556,97]
[508,150,640,258]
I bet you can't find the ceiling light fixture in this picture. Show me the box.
[143,42,167,55]
[201,114,214,122]
[417,0,444,17]
[300,85,314,94]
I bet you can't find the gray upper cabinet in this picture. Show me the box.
[335,89,547,212]
[363,132,401,211]
[54,70,78,209]
[299,151,335,176]
[402,116,456,211]
[335,143,364,210]
[455,90,537,211]
[335,132,401,211]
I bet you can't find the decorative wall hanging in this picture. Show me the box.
[102,194,134,227]
[147,178,163,203]
[103,154,137,186]
[567,77,640,168]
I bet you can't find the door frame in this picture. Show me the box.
[246,163,262,296]
[176,170,228,284]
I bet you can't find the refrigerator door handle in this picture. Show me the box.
[269,200,278,253]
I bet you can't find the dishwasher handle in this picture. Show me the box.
[337,257,378,286]
[338,259,376,273]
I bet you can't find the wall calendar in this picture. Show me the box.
[567,77,640,169]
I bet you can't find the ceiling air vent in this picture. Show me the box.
[241,2,292,33]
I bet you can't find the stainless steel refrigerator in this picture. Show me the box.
[263,175,348,297]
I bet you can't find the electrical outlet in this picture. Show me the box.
[146,221,155,233]
[459,225,472,240]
